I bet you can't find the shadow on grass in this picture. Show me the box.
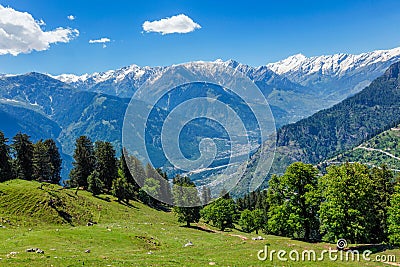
[94,195,111,202]
[117,200,139,209]
[291,237,323,243]
[53,207,74,226]
[152,205,171,212]
[65,192,78,199]
[182,225,217,233]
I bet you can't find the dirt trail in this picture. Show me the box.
[356,146,400,161]
[196,224,248,240]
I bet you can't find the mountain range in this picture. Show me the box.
[237,60,400,194]
[1,46,400,181]
[52,47,400,125]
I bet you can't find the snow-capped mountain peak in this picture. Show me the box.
[50,64,150,84]
[51,73,90,83]
[267,47,400,77]
[266,53,307,75]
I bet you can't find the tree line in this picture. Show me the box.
[236,162,400,245]
[2,131,400,246]
[172,161,400,247]
[67,136,212,210]
[0,131,61,184]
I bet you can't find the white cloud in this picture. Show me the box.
[89,38,110,49]
[89,37,110,44]
[67,15,75,21]
[0,5,79,56]
[142,14,201,35]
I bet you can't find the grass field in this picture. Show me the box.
[0,179,399,266]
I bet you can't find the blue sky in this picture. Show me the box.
[0,0,400,75]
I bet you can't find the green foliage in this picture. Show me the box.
[69,136,95,188]
[156,167,173,205]
[32,140,51,182]
[237,190,269,214]
[11,132,34,180]
[112,176,129,203]
[388,185,400,245]
[326,125,400,171]
[32,139,62,184]
[142,177,160,199]
[94,141,118,190]
[172,175,201,226]
[0,131,13,182]
[369,165,396,242]
[252,209,265,234]
[44,139,62,184]
[239,209,253,233]
[201,197,238,231]
[87,170,104,196]
[120,149,139,198]
[125,153,145,195]
[238,209,266,234]
[319,163,377,243]
[267,162,320,240]
[139,177,161,206]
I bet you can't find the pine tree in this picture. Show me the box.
[156,167,173,205]
[201,186,212,205]
[69,136,95,188]
[120,150,139,199]
[112,176,129,203]
[87,170,104,196]
[32,140,51,182]
[0,131,13,182]
[120,150,135,184]
[130,155,146,194]
[220,188,231,199]
[94,141,118,191]
[11,133,33,180]
[44,139,62,184]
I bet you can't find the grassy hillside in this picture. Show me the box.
[0,180,398,266]
[325,125,400,171]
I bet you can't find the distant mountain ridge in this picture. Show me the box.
[1,47,400,184]
[50,47,400,125]
[267,47,400,77]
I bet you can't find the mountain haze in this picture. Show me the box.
[1,47,400,182]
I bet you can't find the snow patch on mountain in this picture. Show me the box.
[267,47,400,77]
[50,64,159,85]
